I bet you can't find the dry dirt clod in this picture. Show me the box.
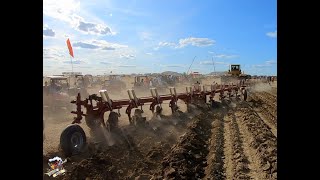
[164,167,176,176]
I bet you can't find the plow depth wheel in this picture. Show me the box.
[60,124,87,157]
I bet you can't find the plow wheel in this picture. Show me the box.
[60,124,87,157]
[85,114,102,130]
[107,112,119,132]
[133,109,147,126]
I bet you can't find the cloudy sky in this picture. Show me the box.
[43,0,277,75]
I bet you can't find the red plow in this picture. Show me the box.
[59,83,247,156]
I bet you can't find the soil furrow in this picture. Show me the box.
[222,114,234,180]
[223,108,252,180]
[235,111,267,180]
[204,110,226,180]
[252,92,277,115]
[249,93,277,127]
[260,92,276,103]
[160,112,213,179]
[255,110,277,137]
[235,102,277,179]
[246,100,277,137]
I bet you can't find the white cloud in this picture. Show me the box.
[158,41,176,47]
[252,59,277,68]
[73,42,99,49]
[157,37,215,49]
[72,40,128,50]
[139,32,152,41]
[208,51,214,54]
[252,64,272,68]
[120,54,135,59]
[44,0,80,23]
[109,13,113,17]
[76,66,92,69]
[266,30,277,38]
[43,27,55,37]
[213,54,239,59]
[63,60,86,64]
[200,61,229,65]
[265,60,277,64]
[146,52,153,55]
[160,64,186,68]
[43,47,67,61]
[44,0,115,36]
[102,47,116,50]
[100,62,113,65]
[77,20,115,35]
[118,65,136,67]
[177,37,215,48]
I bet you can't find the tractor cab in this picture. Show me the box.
[228,64,242,76]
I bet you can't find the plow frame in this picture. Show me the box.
[70,83,246,126]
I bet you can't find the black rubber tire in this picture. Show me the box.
[60,124,86,157]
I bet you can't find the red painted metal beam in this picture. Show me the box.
[70,85,246,124]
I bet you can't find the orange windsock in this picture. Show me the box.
[66,38,74,58]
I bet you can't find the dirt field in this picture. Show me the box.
[43,77,277,180]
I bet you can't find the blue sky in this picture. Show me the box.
[43,0,277,75]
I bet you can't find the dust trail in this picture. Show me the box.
[249,82,272,93]
[89,126,115,147]
[101,127,115,146]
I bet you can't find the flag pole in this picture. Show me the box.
[70,55,74,87]
[70,56,74,75]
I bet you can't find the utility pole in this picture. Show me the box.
[212,56,215,73]
[187,56,197,75]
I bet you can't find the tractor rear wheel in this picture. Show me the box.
[60,124,86,157]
